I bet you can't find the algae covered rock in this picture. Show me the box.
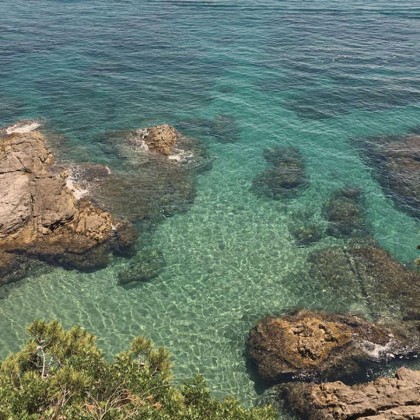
[289,223,323,246]
[247,310,419,385]
[324,187,368,239]
[309,245,420,320]
[357,132,420,219]
[118,249,165,286]
[96,124,212,222]
[252,147,307,199]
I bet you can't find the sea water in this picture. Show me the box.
[0,0,419,405]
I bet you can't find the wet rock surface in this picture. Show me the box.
[247,310,420,385]
[278,367,420,420]
[309,245,420,320]
[324,187,368,239]
[357,133,420,219]
[0,123,137,278]
[251,147,308,199]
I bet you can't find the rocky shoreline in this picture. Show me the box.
[248,310,420,418]
[0,121,210,285]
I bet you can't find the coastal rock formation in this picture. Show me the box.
[357,132,420,219]
[278,367,420,419]
[247,310,419,385]
[252,147,307,199]
[324,187,368,238]
[96,124,212,222]
[309,245,420,320]
[0,122,136,278]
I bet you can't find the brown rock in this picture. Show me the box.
[0,123,137,277]
[143,124,178,155]
[279,367,420,419]
[247,310,419,385]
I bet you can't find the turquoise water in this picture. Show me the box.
[1,0,420,407]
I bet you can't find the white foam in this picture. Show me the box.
[168,148,194,163]
[6,122,41,135]
[66,177,89,201]
[358,338,396,360]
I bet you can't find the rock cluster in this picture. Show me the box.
[279,367,420,419]
[247,310,419,385]
[358,133,420,219]
[0,123,136,280]
[251,147,307,199]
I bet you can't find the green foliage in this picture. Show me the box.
[0,321,275,419]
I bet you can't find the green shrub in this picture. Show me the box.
[0,320,275,419]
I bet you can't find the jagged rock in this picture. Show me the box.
[0,123,137,277]
[252,147,307,199]
[278,367,420,419]
[309,245,420,320]
[324,187,368,238]
[118,248,164,286]
[247,310,419,385]
[357,133,420,219]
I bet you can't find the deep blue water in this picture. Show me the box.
[0,0,419,408]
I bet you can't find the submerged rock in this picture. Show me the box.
[178,114,240,144]
[278,367,420,419]
[357,133,420,219]
[247,310,419,385]
[0,123,137,278]
[252,147,307,199]
[324,187,368,239]
[95,124,212,222]
[309,245,420,320]
[289,223,323,247]
[117,248,164,286]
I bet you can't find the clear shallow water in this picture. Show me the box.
[0,0,419,407]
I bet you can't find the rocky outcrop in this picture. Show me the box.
[252,147,307,199]
[309,245,420,320]
[278,367,420,419]
[357,133,420,219]
[247,310,419,385]
[324,187,368,239]
[95,124,212,222]
[0,122,136,279]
